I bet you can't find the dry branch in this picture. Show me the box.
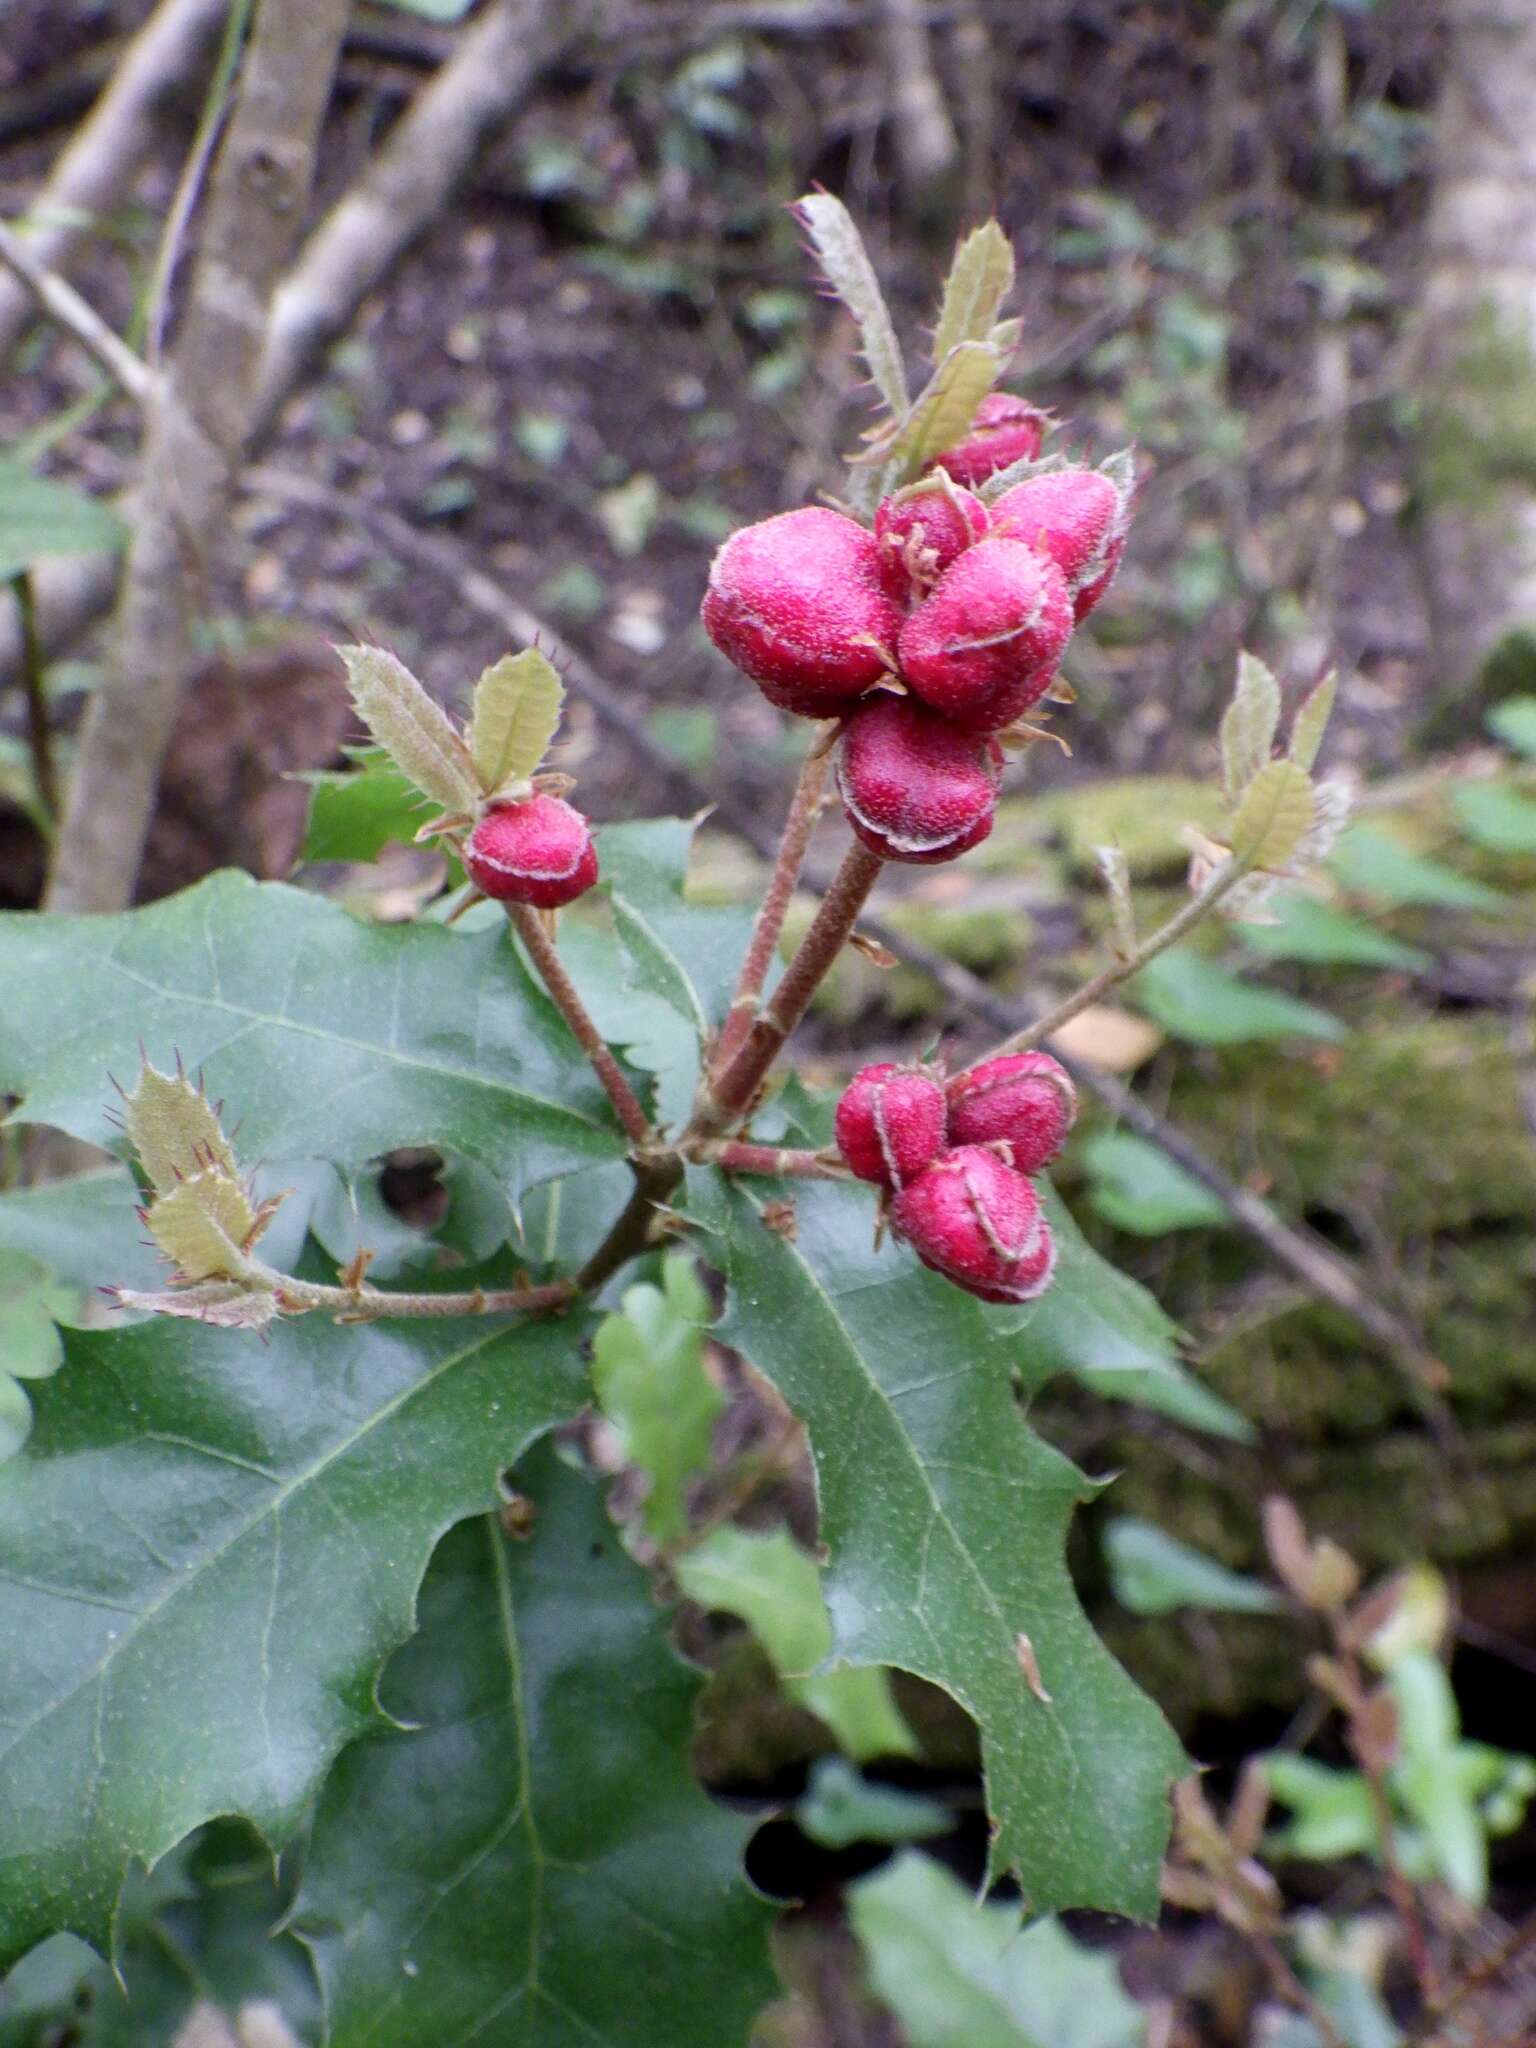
[45,0,351,914]
[0,0,230,363]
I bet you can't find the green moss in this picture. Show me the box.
[1416,302,1536,513]
[994,775,1218,882]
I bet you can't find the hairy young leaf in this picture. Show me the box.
[337,645,479,817]
[931,222,1016,368]
[0,871,625,1207]
[878,340,1004,482]
[1219,652,1281,807]
[591,1253,722,1550]
[1287,668,1337,773]
[467,649,565,797]
[292,1443,774,2047]
[850,1852,1146,2048]
[793,192,909,417]
[1229,759,1314,871]
[676,1523,916,1763]
[688,1170,1184,1917]
[0,1309,589,1970]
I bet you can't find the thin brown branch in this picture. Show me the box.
[0,0,230,364]
[505,903,653,1147]
[44,0,350,916]
[270,1276,574,1322]
[0,220,156,403]
[699,838,886,1135]
[686,1140,849,1178]
[712,731,834,1074]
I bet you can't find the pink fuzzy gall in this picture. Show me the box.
[837,695,1002,865]
[926,393,1049,490]
[834,1062,948,1190]
[874,477,990,605]
[701,506,903,717]
[896,536,1074,731]
[990,469,1122,586]
[465,794,599,908]
[945,1052,1077,1174]
[893,1145,1057,1304]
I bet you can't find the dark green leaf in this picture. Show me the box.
[292,1443,774,2046]
[0,1306,588,1968]
[0,871,625,1208]
[1103,1518,1282,1617]
[0,1171,166,1308]
[1238,893,1429,971]
[1329,826,1504,912]
[300,750,427,866]
[0,465,127,580]
[1079,1132,1231,1236]
[689,1170,1183,1916]
[1450,780,1536,855]
[850,1852,1146,2048]
[1131,948,1346,1045]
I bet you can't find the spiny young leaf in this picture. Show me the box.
[793,191,909,417]
[336,644,479,818]
[467,647,566,798]
[988,315,1024,354]
[1219,652,1282,808]
[688,1169,1184,1916]
[122,1062,239,1194]
[141,1172,259,1282]
[976,449,1069,503]
[931,221,1016,367]
[675,1522,916,1763]
[0,871,625,1207]
[1288,667,1337,773]
[591,1252,722,1551]
[850,1852,1146,2048]
[110,1279,281,1330]
[1229,758,1315,870]
[878,340,1004,482]
[0,1307,589,1970]
[292,1443,775,2047]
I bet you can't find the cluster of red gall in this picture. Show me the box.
[835,1049,1076,1304]
[702,394,1131,863]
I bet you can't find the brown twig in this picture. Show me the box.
[686,1140,849,1178]
[271,1276,574,1322]
[712,731,834,1073]
[699,837,886,1135]
[0,220,156,402]
[505,902,653,1146]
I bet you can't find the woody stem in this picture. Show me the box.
[505,901,653,1145]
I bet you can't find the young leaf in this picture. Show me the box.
[793,191,909,417]
[292,1443,775,2047]
[1288,667,1337,772]
[931,222,1016,367]
[121,1061,240,1193]
[1103,1518,1282,1617]
[688,1170,1184,1917]
[141,1172,259,1282]
[467,647,566,798]
[874,340,1004,483]
[591,1253,722,1551]
[336,644,479,818]
[1229,759,1315,870]
[1219,652,1282,807]
[0,1308,589,1970]
[676,1522,916,1763]
[0,871,626,1207]
[850,1852,1146,2048]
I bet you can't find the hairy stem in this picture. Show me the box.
[711,730,834,1073]
[506,902,653,1146]
[697,837,885,1135]
[686,1140,849,1178]
[980,855,1250,1061]
[266,1276,574,1322]
[11,571,55,823]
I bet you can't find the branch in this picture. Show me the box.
[684,1140,849,1178]
[0,0,230,364]
[44,0,351,916]
[0,218,156,403]
[268,1275,573,1322]
[711,729,834,1073]
[505,902,653,1146]
[254,0,595,432]
[697,837,886,1135]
